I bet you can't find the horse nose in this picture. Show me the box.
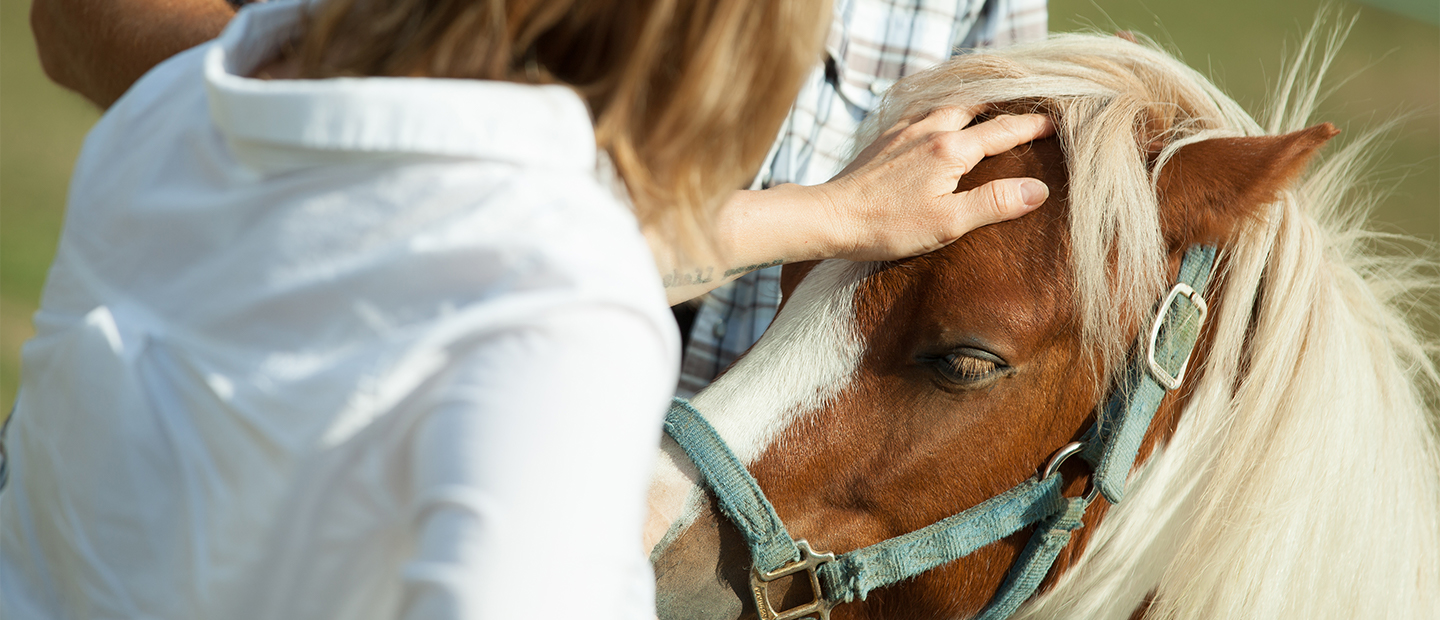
[653,503,750,619]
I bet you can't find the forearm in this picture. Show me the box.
[31,0,236,107]
[651,110,1054,306]
[649,184,840,306]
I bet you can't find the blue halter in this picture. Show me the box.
[662,245,1217,620]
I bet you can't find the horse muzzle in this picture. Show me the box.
[653,500,752,619]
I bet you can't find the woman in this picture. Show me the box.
[0,0,1050,618]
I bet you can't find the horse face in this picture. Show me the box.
[652,125,1337,620]
[747,138,1099,617]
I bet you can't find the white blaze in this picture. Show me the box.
[646,260,873,556]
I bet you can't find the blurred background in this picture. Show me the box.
[1,0,1437,411]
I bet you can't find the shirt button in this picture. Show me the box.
[713,321,727,340]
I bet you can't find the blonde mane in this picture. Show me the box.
[857,26,1440,620]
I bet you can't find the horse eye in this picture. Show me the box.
[938,349,1006,384]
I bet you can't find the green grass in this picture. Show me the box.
[1050,0,1439,243]
[1,0,101,414]
[0,1,1436,413]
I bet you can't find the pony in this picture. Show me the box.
[644,26,1440,620]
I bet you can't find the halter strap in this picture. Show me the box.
[816,475,1066,604]
[662,245,1218,620]
[665,400,1070,619]
[663,399,800,571]
[1084,244,1216,502]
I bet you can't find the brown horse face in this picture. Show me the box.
[652,126,1338,620]
[745,138,1098,618]
[654,138,1095,619]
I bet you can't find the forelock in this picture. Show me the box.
[857,32,1264,385]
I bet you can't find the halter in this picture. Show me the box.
[662,245,1217,620]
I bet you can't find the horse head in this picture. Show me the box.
[649,32,1439,620]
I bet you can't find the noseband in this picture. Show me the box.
[663,245,1216,620]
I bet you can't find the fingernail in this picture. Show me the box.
[1020,180,1049,208]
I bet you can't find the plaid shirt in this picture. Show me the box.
[676,0,1047,396]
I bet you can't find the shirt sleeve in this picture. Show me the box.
[397,304,674,620]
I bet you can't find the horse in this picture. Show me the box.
[643,29,1440,620]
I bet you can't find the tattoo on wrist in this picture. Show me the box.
[661,259,785,289]
[662,266,715,288]
[723,259,785,278]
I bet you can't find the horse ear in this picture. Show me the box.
[1156,123,1339,250]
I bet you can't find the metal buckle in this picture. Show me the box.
[1042,441,1099,502]
[1146,282,1208,391]
[750,539,837,620]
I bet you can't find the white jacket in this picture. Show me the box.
[0,3,677,618]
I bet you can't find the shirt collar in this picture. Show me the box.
[205,1,598,173]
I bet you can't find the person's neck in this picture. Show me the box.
[252,52,301,80]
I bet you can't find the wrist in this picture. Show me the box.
[803,180,863,262]
[753,182,852,263]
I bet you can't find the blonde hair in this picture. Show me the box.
[295,0,831,247]
[859,23,1439,620]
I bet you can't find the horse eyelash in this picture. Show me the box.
[946,354,998,380]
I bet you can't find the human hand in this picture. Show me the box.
[814,106,1055,262]
[649,108,1053,305]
